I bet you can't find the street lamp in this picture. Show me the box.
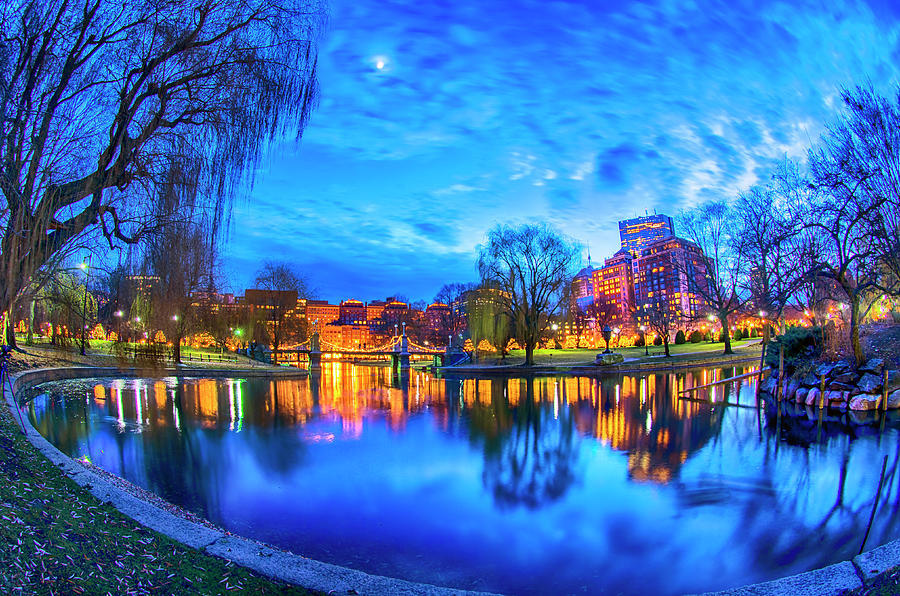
[79,255,92,356]
[640,324,648,356]
[114,310,122,342]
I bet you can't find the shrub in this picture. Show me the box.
[634,335,645,347]
[689,330,703,343]
[703,331,711,341]
[653,335,663,346]
[765,326,824,372]
[674,330,686,344]
[718,329,728,342]
[733,328,743,341]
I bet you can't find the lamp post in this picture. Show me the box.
[79,255,92,356]
[640,324,648,356]
[114,310,122,343]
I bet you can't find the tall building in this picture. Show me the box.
[591,249,635,325]
[632,236,708,323]
[619,213,675,257]
[571,260,596,313]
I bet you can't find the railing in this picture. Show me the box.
[180,352,239,363]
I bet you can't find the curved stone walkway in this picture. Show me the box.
[6,365,900,596]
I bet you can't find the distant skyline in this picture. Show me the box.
[220,0,900,303]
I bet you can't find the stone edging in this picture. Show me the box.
[8,365,900,596]
[3,366,495,596]
[440,353,761,376]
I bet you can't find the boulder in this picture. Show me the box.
[829,382,855,392]
[816,362,838,377]
[859,358,885,375]
[857,373,883,394]
[849,394,880,411]
[795,387,808,404]
[784,380,800,399]
[833,372,859,385]
[805,388,820,406]
[800,373,820,387]
[888,389,900,410]
[594,352,624,365]
[827,391,848,409]
[887,370,900,392]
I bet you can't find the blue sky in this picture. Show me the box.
[221,0,900,303]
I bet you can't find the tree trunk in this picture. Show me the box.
[850,296,864,368]
[173,338,182,364]
[525,342,534,366]
[26,300,34,345]
[663,336,670,357]
[7,323,16,349]
[719,313,733,355]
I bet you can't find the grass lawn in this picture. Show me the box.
[478,338,762,366]
[0,351,316,594]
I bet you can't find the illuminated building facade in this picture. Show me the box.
[591,249,635,326]
[632,236,708,323]
[619,213,675,258]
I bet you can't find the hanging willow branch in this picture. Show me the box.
[0,0,323,317]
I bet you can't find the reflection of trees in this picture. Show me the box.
[471,378,578,509]
[676,404,900,579]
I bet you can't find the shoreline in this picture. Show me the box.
[5,359,900,595]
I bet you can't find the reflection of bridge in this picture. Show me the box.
[273,331,450,372]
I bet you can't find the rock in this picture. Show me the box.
[888,389,900,410]
[859,358,885,375]
[887,370,900,392]
[761,376,777,395]
[795,387,808,403]
[816,362,838,377]
[849,394,880,411]
[828,391,850,410]
[833,372,859,385]
[827,391,848,409]
[594,353,624,365]
[857,373,883,394]
[800,373,820,387]
[805,388,820,406]
[829,382,855,392]
[783,380,799,399]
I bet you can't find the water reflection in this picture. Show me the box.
[26,364,900,596]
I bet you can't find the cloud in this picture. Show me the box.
[227,0,900,300]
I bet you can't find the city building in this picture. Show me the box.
[619,213,675,258]
[632,236,708,323]
[591,249,635,326]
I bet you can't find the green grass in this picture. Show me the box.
[476,338,762,366]
[0,376,317,594]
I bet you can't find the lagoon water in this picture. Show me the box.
[27,364,900,595]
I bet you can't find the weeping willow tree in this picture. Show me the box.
[0,0,323,339]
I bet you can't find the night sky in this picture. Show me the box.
[220,0,900,303]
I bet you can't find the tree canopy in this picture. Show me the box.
[0,0,323,328]
[477,223,579,366]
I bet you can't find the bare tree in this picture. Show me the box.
[0,0,322,338]
[638,297,675,357]
[250,261,311,352]
[835,86,900,299]
[477,223,580,366]
[678,201,748,355]
[806,146,884,367]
